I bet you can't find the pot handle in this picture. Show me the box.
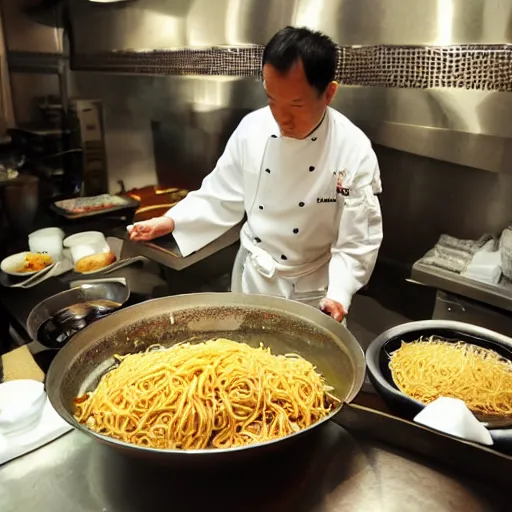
[490,429,512,455]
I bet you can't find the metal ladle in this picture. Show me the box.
[53,299,122,330]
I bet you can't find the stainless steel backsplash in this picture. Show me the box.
[2,0,512,266]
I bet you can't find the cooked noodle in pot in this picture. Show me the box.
[74,338,337,449]
[389,337,512,419]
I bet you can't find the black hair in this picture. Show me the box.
[262,26,338,94]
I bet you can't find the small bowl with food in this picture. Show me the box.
[0,251,54,277]
[63,231,117,274]
[366,320,512,451]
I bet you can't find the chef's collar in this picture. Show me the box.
[269,109,328,142]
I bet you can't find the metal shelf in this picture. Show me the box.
[410,262,512,313]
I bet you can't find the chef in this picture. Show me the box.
[128,26,383,322]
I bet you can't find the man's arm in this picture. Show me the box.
[164,125,246,257]
[325,148,383,314]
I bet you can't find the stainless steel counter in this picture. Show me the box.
[1,424,507,512]
[411,262,512,313]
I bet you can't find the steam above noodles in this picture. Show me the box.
[74,338,337,449]
[389,338,512,419]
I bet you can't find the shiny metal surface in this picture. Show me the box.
[46,293,365,460]
[121,224,241,271]
[359,122,511,175]
[0,0,63,54]
[1,425,508,512]
[433,290,512,338]
[26,280,130,341]
[69,0,512,50]
[411,262,512,313]
[337,87,512,173]
[376,146,512,265]
[64,0,512,175]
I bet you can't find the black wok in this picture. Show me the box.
[46,293,365,462]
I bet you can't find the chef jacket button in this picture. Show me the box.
[312,137,317,141]
[309,166,315,172]
[293,228,299,234]
[259,205,264,210]
[271,135,277,138]
[299,202,305,207]
[265,168,271,173]
[281,255,287,261]
[255,237,261,243]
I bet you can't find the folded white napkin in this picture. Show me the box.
[0,380,72,465]
[414,397,493,446]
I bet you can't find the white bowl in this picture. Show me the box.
[28,227,64,261]
[0,380,46,435]
[0,251,54,277]
[63,231,110,264]
[63,231,105,248]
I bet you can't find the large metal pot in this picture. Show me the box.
[46,293,365,462]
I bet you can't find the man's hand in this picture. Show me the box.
[319,298,346,322]
[127,217,175,242]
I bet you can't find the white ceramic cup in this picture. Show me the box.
[28,227,65,261]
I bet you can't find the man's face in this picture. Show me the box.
[263,60,337,139]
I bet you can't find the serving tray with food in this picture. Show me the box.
[1,252,54,277]
[0,229,144,289]
[50,194,139,219]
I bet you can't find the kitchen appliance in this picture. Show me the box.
[7,127,81,202]
[46,293,365,461]
[68,99,108,197]
[7,98,108,206]
[366,320,512,451]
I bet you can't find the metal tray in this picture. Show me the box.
[50,195,139,220]
[336,402,512,490]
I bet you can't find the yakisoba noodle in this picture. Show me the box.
[74,338,337,449]
[389,337,512,418]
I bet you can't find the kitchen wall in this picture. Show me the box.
[2,0,512,267]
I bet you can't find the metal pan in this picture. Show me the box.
[46,293,365,462]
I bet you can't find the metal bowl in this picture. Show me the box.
[366,320,512,452]
[27,280,130,348]
[46,293,365,462]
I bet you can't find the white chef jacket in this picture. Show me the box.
[167,106,383,311]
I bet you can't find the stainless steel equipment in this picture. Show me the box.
[46,293,365,460]
[1,422,509,512]
[26,279,130,350]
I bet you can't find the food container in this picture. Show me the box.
[63,231,110,264]
[28,227,65,261]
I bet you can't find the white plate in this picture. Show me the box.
[0,252,55,277]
